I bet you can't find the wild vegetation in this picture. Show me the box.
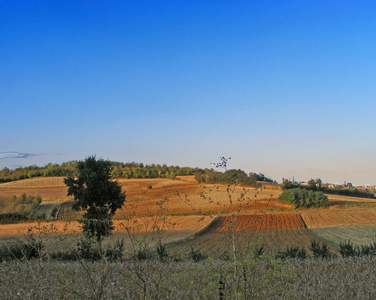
[0,194,49,223]
[0,194,42,215]
[2,254,376,299]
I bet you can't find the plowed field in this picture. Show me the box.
[217,213,305,231]
[169,228,321,258]
[168,213,317,257]
[302,210,376,228]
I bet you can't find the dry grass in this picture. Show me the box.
[327,194,376,205]
[3,257,376,299]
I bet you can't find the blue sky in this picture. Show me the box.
[1,1,376,185]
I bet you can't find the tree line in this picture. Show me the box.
[195,169,276,186]
[0,161,210,182]
[0,160,276,186]
[282,178,375,199]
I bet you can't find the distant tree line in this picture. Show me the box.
[0,161,78,183]
[0,161,210,182]
[0,160,276,185]
[195,169,276,186]
[282,178,375,199]
[109,162,205,179]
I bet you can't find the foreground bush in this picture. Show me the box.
[0,235,44,261]
[279,188,328,208]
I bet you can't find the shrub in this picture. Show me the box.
[310,240,335,259]
[276,246,307,260]
[134,249,153,261]
[339,240,376,257]
[104,238,125,261]
[279,188,328,208]
[339,240,360,257]
[0,235,44,261]
[156,241,169,261]
[359,241,376,256]
[253,245,266,259]
[0,213,29,224]
[52,237,125,261]
[189,246,208,262]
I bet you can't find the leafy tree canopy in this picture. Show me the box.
[64,156,126,242]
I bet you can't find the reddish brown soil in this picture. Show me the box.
[216,213,306,232]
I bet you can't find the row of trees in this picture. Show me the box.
[109,162,205,179]
[0,162,77,182]
[282,178,375,199]
[1,160,276,185]
[195,169,276,186]
[0,161,208,183]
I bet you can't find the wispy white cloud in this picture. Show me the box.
[0,152,37,159]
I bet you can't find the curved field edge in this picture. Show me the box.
[0,215,218,254]
[0,215,216,237]
[168,214,329,257]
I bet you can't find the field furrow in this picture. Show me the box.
[302,211,376,228]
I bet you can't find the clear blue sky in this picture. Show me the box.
[1,1,376,185]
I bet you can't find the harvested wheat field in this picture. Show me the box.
[58,185,285,219]
[168,214,321,257]
[0,215,215,238]
[0,215,216,254]
[114,183,283,217]
[301,210,376,228]
[0,177,70,203]
[327,194,376,206]
[0,177,284,218]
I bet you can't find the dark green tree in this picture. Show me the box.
[64,156,126,242]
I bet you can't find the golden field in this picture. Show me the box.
[1,176,376,255]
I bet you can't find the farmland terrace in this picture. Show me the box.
[1,176,376,256]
